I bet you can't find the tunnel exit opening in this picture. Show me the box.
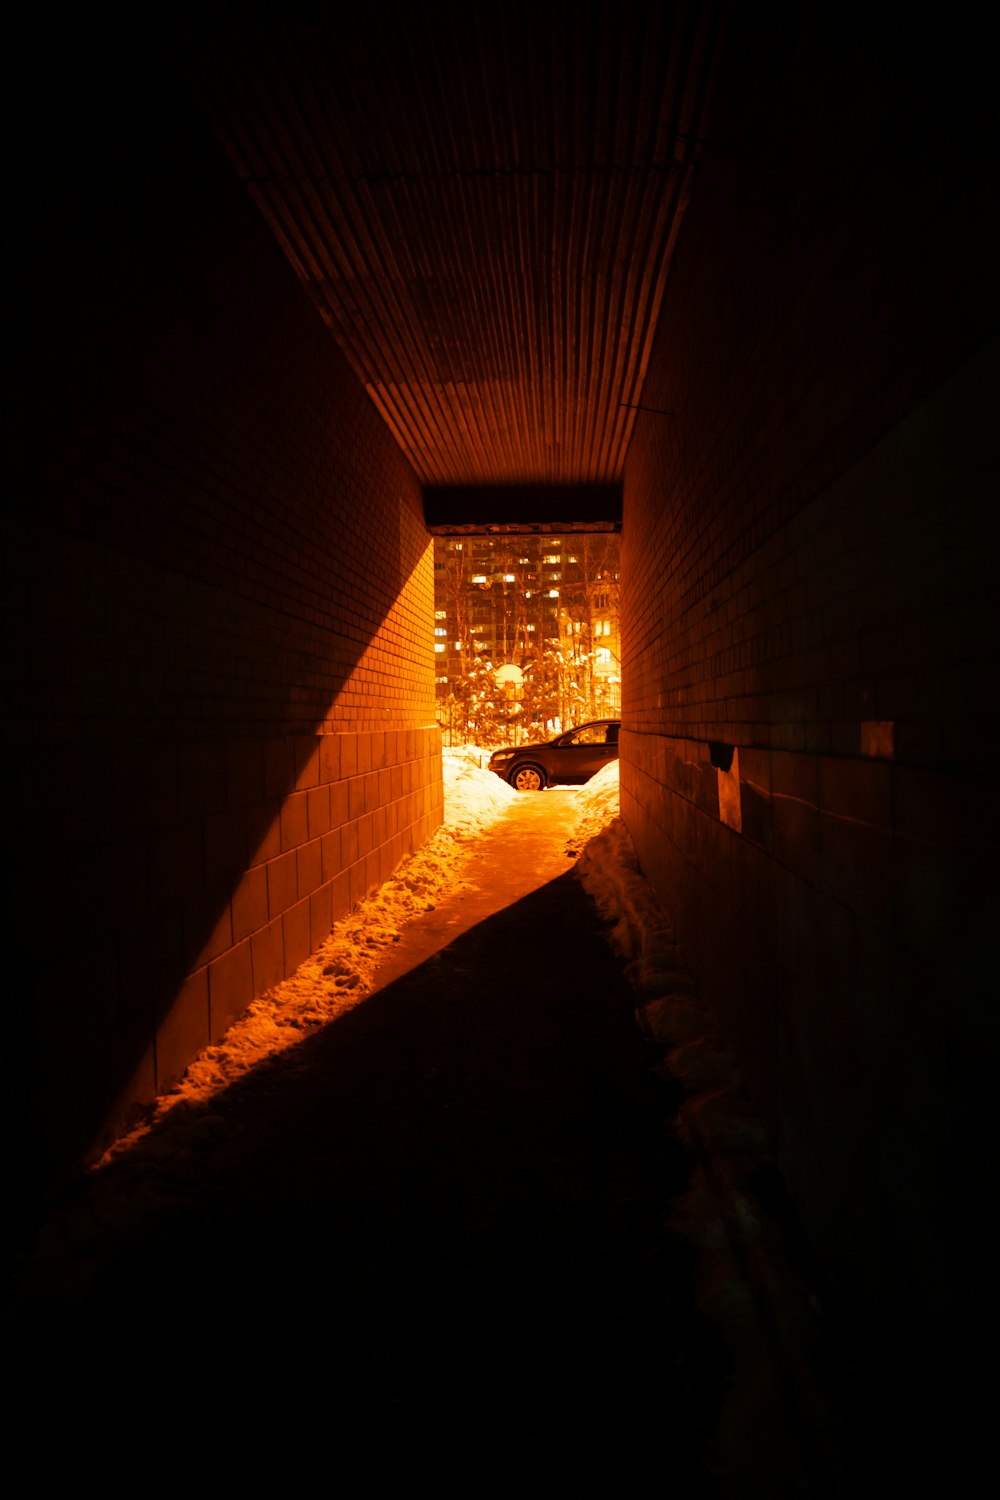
[429,517,621,751]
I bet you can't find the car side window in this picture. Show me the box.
[569,724,608,745]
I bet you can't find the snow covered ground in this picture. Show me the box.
[92,748,758,1181]
[15,748,840,1486]
[11,753,619,1298]
[96,747,611,1163]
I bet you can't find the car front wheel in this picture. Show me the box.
[510,763,547,791]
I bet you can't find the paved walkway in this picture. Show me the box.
[5,793,828,1485]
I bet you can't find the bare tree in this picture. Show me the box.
[434,533,620,741]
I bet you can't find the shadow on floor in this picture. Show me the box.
[7,869,724,1477]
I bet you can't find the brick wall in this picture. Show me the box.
[620,10,997,1438]
[5,19,440,1204]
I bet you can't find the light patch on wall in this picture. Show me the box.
[861,721,894,759]
[717,748,742,833]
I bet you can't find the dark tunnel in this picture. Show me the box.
[4,0,997,1464]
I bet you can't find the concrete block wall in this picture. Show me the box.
[5,21,440,1203]
[620,10,997,1435]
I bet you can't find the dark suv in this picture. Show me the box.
[488,720,620,790]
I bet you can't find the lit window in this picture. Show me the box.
[526,624,535,632]
[524,590,532,598]
[504,573,515,582]
[548,589,559,598]
[435,610,447,619]
[568,554,578,563]
[518,556,529,564]
[434,627,447,636]
[436,675,449,683]
[472,574,487,583]
[434,644,446,653]
[596,647,611,663]
[543,554,559,564]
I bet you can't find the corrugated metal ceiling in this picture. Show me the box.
[168,2,724,487]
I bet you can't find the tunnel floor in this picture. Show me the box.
[5,793,847,1486]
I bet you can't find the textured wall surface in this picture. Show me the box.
[167,2,723,486]
[5,29,440,1197]
[620,9,997,1427]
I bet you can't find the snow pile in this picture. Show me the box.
[567,764,738,1084]
[98,747,514,1162]
[569,764,694,1002]
[564,757,620,853]
[571,790,752,1129]
[569,773,837,1493]
[443,744,516,836]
